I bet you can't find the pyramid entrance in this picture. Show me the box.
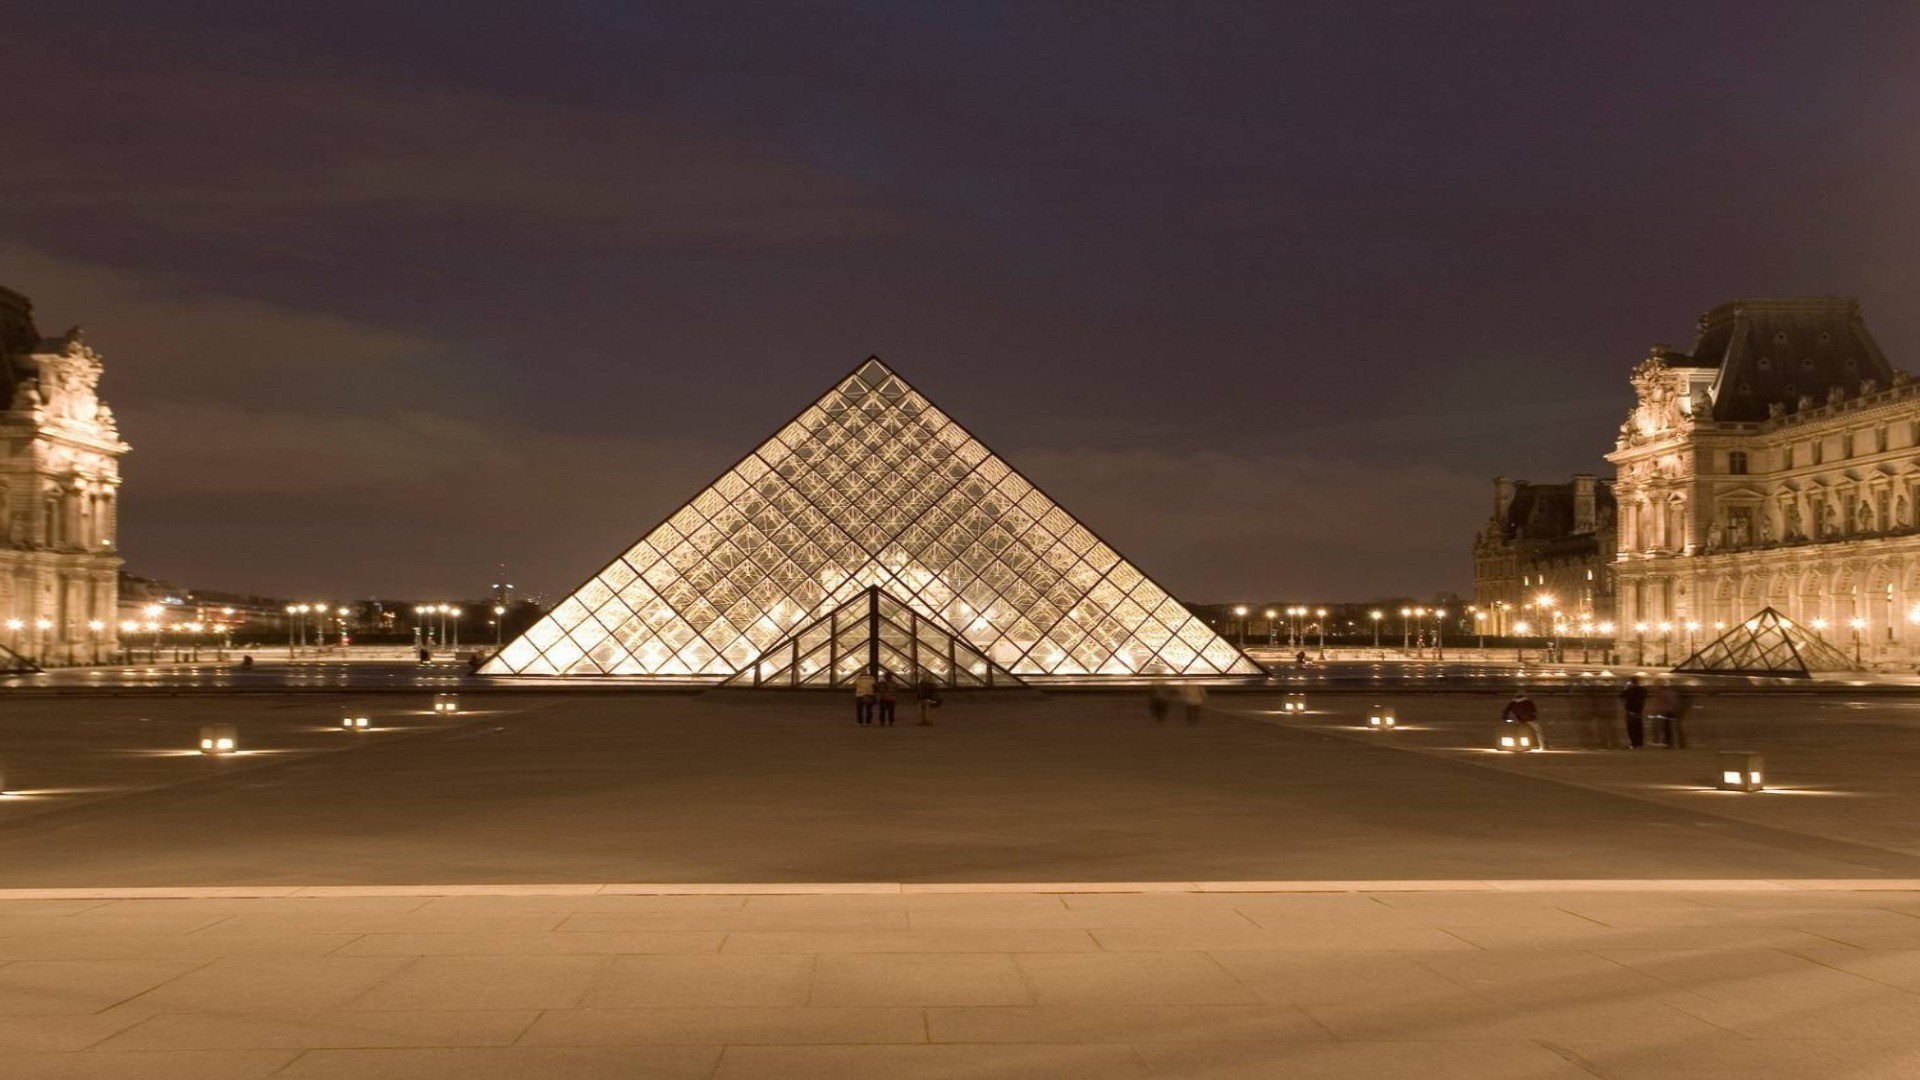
[1671,607,1858,677]
[484,358,1259,683]
[721,587,1021,688]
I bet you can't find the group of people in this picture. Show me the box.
[1500,675,1694,750]
[1147,680,1208,723]
[851,670,941,726]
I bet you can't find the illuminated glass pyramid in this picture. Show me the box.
[484,358,1260,683]
[1671,607,1858,677]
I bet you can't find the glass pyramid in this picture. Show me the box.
[721,586,1021,688]
[483,358,1261,683]
[1671,607,1858,677]
[0,641,40,675]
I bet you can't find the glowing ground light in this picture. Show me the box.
[1497,731,1538,752]
[432,694,459,714]
[1281,694,1307,713]
[1367,705,1397,729]
[1717,751,1765,792]
[341,715,371,730]
[199,725,238,755]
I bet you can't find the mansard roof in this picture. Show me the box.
[1500,480,1614,543]
[1678,298,1896,422]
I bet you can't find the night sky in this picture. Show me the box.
[5,3,1916,604]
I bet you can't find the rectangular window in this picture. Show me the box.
[1812,440,1824,465]
[1728,450,1749,475]
[1878,427,1890,453]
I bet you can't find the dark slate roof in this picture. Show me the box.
[0,285,36,399]
[1501,481,1615,543]
[1683,298,1896,422]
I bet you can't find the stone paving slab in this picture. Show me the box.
[0,887,1913,1077]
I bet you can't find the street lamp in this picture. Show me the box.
[1315,607,1328,659]
[1433,607,1446,662]
[33,618,52,666]
[87,619,104,664]
[1473,609,1487,649]
[1369,609,1383,650]
[1513,619,1530,663]
[1399,607,1412,650]
[1232,605,1248,648]
[494,604,507,646]
[1657,621,1673,666]
[1849,616,1866,665]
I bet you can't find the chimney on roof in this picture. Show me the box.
[1494,477,1516,522]
[1572,474,1597,534]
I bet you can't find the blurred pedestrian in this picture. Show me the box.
[917,676,941,725]
[1181,683,1206,724]
[876,672,899,726]
[1619,676,1647,749]
[1583,681,1616,749]
[1148,679,1170,722]
[1501,688,1544,749]
[1649,682,1679,747]
[853,669,876,726]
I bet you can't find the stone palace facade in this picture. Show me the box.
[1472,475,1617,635]
[1607,298,1920,667]
[0,285,128,665]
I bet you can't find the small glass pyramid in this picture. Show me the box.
[1671,607,1858,677]
[483,358,1261,683]
[0,641,40,676]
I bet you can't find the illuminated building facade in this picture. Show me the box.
[0,285,128,666]
[1472,475,1616,635]
[1608,298,1920,666]
[486,359,1260,684]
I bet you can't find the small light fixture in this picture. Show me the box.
[1497,728,1537,752]
[433,693,459,715]
[341,715,371,730]
[1281,694,1307,714]
[1717,750,1764,792]
[1367,705,1397,730]
[199,725,238,755]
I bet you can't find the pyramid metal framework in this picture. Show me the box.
[1671,607,1858,678]
[0,641,40,676]
[484,358,1261,683]
[721,587,1021,688]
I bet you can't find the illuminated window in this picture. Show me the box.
[482,360,1259,683]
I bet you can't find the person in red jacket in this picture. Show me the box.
[1500,689,1544,749]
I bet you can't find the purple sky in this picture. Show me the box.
[5,3,1917,603]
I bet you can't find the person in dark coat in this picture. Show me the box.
[1619,676,1648,749]
[876,673,899,726]
[1500,689,1544,749]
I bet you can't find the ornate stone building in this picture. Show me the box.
[1,285,128,665]
[1473,476,1617,634]
[1608,298,1920,666]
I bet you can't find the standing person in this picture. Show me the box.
[1583,681,1615,749]
[916,676,941,725]
[876,673,898,726]
[853,668,876,726]
[1619,676,1648,749]
[1648,682,1679,747]
[1501,688,1544,749]
[1148,679,1170,722]
[1180,683,1206,724]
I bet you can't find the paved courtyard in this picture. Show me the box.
[1,689,1919,1076]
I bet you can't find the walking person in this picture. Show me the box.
[1180,683,1206,724]
[1583,681,1616,749]
[1148,679,1170,722]
[853,669,876,726]
[1648,682,1679,747]
[1500,688,1544,749]
[876,672,899,726]
[1619,675,1647,749]
[916,676,941,725]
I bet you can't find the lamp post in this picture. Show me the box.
[1474,610,1487,650]
[1399,607,1411,650]
[1264,608,1277,646]
[1369,609,1383,651]
[1513,619,1530,663]
[1849,617,1866,665]
[120,620,138,663]
[1684,621,1700,664]
[1232,605,1248,648]
[1633,622,1647,666]
[1315,607,1328,659]
[494,605,507,646]
[1433,607,1445,662]
[87,619,104,665]
[1657,621,1673,666]
[285,604,297,659]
